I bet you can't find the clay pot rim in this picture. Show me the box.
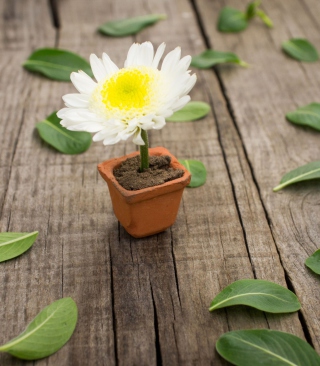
[97,146,191,203]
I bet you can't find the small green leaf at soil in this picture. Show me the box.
[167,102,210,122]
[286,103,320,131]
[0,298,78,360]
[305,249,320,275]
[178,160,207,188]
[23,48,93,81]
[209,279,300,313]
[98,14,166,37]
[36,112,92,154]
[273,161,320,192]
[282,38,319,62]
[217,7,248,32]
[216,329,320,366]
[191,50,248,69]
[0,232,38,262]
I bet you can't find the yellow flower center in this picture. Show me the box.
[90,66,163,122]
[101,68,152,111]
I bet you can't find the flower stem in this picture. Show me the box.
[139,129,149,172]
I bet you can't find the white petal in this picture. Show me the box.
[132,129,144,145]
[152,43,166,69]
[136,42,154,66]
[67,122,104,132]
[103,135,122,145]
[62,94,89,108]
[124,43,139,67]
[172,95,190,112]
[90,54,107,82]
[182,74,197,95]
[152,116,166,130]
[161,47,181,73]
[178,55,192,70]
[70,71,96,94]
[102,53,119,75]
[58,108,104,122]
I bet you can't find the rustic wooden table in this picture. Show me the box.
[1,0,319,365]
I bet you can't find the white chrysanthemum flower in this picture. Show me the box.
[57,42,197,145]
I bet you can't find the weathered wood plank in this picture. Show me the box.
[195,0,320,351]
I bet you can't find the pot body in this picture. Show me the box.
[98,147,191,238]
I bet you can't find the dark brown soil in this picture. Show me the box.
[114,155,184,191]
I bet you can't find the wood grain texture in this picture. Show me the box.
[195,0,320,352]
[0,0,317,365]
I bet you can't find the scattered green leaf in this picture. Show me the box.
[167,102,210,122]
[0,297,78,360]
[216,329,320,366]
[286,103,320,131]
[273,161,320,192]
[256,9,273,27]
[217,7,248,33]
[36,112,92,154]
[305,249,320,275]
[0,232,38,262]
[209,279,300,313]
[23,48,93,81]
[178,160,207,188]
[282,38,319,62]
[98,14,166,37]
[246,0,261,20]
[191,50,248,69]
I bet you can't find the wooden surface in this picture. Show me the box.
[0,0,319,365]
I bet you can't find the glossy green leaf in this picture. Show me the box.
[0,297,78,360]
[286,103,320,131]
[282,38,319,62]
[178,160,207,188]
[191,50,248,69]
[36,112,92,154]
[98,14,166,37]
[216,329,320,366]
[217,7,248,33]
[0,232,38,262]
[305,249,320,275]
[209,279,300,313]
[273,161,320,192]
[23,48,93,81]
[167,102,210,122]
[246,0,261,20]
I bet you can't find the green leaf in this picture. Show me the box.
[217,7,248,33]
[209,279,300,313]
[0,232,38,262]
[36,112,92,154]
[273,161,320,192]
[305,249,320,275]
[0,297,78,360]
[23,48,93,81]
[216,329,320,366]
[167,102,210,122]
[246,0,261,20]
[98,14,166,37]
[286,103,320,131]
[191,50,248,69]
[282,38,319,62]
[178,160,207,188]
[256,9,274,28]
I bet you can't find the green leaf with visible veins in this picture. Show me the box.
[0,232,38,262]
[0,298,78,360]
[98,14,166,36]
[209,279,300,313]
[36,112,92,154]
[216,329,320,366]
[282,38,319,62]
[305,249,320,275]
[286,103,320,131]
[23,48,93,81]
[191,50,248,69]
[273,161,320,191]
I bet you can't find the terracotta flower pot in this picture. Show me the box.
[97,147,191,238]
